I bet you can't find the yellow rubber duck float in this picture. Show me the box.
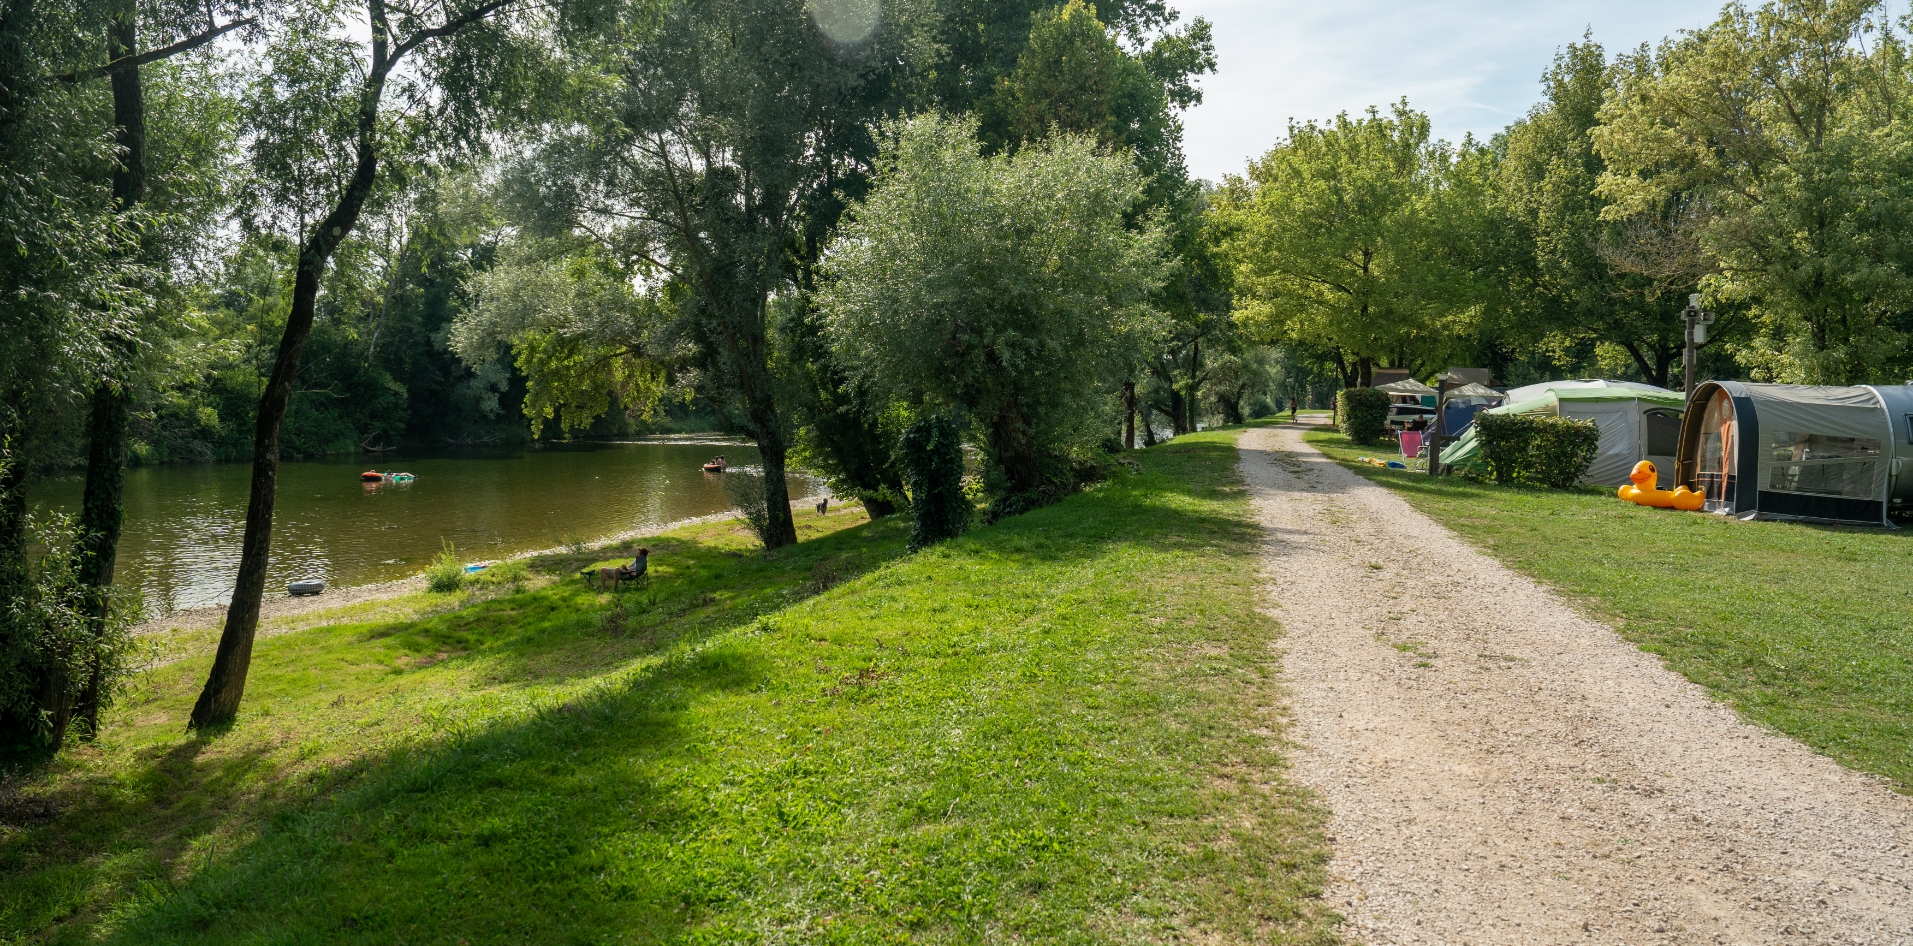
[1616,460,1705,510]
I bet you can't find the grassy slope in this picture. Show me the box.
[3,430,1335,945]
[1306,426,1913,790]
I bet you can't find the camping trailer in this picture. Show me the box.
[1440,381,1687,487]
[1675,381,1913,526]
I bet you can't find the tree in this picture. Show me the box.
[0,0,191,753]
[1494,38,1700,388]
[819,114,1166,518]
[1211,102,1478,387]
[190,0,557,728]
[486,0,933,549]
[1594,0,1913,384]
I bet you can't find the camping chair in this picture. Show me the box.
[1399,430,1428,472]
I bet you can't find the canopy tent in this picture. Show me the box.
[1675,381,1913,526]
[1376,378,1438,397]
[1443,382,1501,400]
[1439,381,1687,487]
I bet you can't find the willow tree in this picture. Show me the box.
[819,114,1165,519]
[1594,0,1913,384]
[489,0,934,548]
[1209,102,1477,387]
[190,0,562,728]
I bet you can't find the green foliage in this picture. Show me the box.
[1493,38,1693,389]
[722,472,776,550]
[1336,386,1390,444]
[899,412,968,550]
[779,302,908,517]
[1212,102,1481,385]
[1472,412,1599,488]
[820,113,1167,513]
[1594,0,1913,384]
[424,541,466,593]
[0,512,137,758]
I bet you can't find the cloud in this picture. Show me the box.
[1174,0,1732,181]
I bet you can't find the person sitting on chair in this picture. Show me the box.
[620,548,650,582]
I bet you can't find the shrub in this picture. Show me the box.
[1472,412,1530,485]
[900,412,968,551]
[424,541,466,592]
[0,511,139,757]
[723,473,775,549]
[1528,416,1602,489]
[1337,386,1391,444]
[1471,412,1599,489]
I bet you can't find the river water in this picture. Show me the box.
[30,440,818,614]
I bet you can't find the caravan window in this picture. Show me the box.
[1645,409,1682,456]
[1765,431,1881,499]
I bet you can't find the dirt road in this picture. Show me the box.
[1241,422,1913,945]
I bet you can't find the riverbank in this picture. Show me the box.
[1,429,1335,944]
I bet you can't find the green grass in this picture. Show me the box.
[1306,426,1913,790]
[2,430,1336,945]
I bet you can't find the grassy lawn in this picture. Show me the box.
[2,429,1335,945]
[1305,426,1913,790]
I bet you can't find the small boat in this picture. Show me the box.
[391,472,415,483]
[463,563,489,574]
[702,462,725,472]
[360,470,383,482]
[287,579,326,596]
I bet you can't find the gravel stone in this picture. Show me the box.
[1240,422,1913,945]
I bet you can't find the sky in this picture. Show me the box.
[1173,0,1732,182]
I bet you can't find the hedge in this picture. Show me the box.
[1472,412,1599,489]
[1337,386,1391,445]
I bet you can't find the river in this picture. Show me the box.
[29,440,819,615]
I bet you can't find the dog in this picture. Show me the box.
[815,497,829,516]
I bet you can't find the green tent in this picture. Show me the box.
[1439,382,1687,486]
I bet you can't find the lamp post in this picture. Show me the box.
[1682,293,1715,400]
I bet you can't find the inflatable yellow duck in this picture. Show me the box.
[1616,460,1705,510]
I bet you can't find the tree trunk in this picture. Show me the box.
[1358,357,1373,388]
[73,13,144,737]
[191,31,390,729]
[988,399,1042,499]
[0,398,46,749]
[1184,338,1202,432]
[1122,380,1136,450]
[1139,404,1157,447]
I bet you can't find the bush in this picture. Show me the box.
[1,512,139,757]
[1472,412,1599,489]
[723,473,775,549]
[900,412,968,551]
[424,541,466,592]
[1529,416,1602,489]
[1337,386,1391,444]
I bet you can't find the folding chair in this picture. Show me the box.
[1399,430,1428,472]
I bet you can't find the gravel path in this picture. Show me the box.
[1241,422,1913,945]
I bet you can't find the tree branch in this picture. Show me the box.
[392,0,515,59]
[59,18,255,83]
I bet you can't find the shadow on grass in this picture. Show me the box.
[78,433,1276,944]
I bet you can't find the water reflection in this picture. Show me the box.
[31,441,816,614]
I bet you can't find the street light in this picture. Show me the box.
[1683,292,1715,400]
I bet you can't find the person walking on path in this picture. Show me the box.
[1237,423,1913,945]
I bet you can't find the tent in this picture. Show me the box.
[1437,382,1503,436]
[1439,381,1687,487]
[1675,381,1913,526]
[1376,378,1439,407]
